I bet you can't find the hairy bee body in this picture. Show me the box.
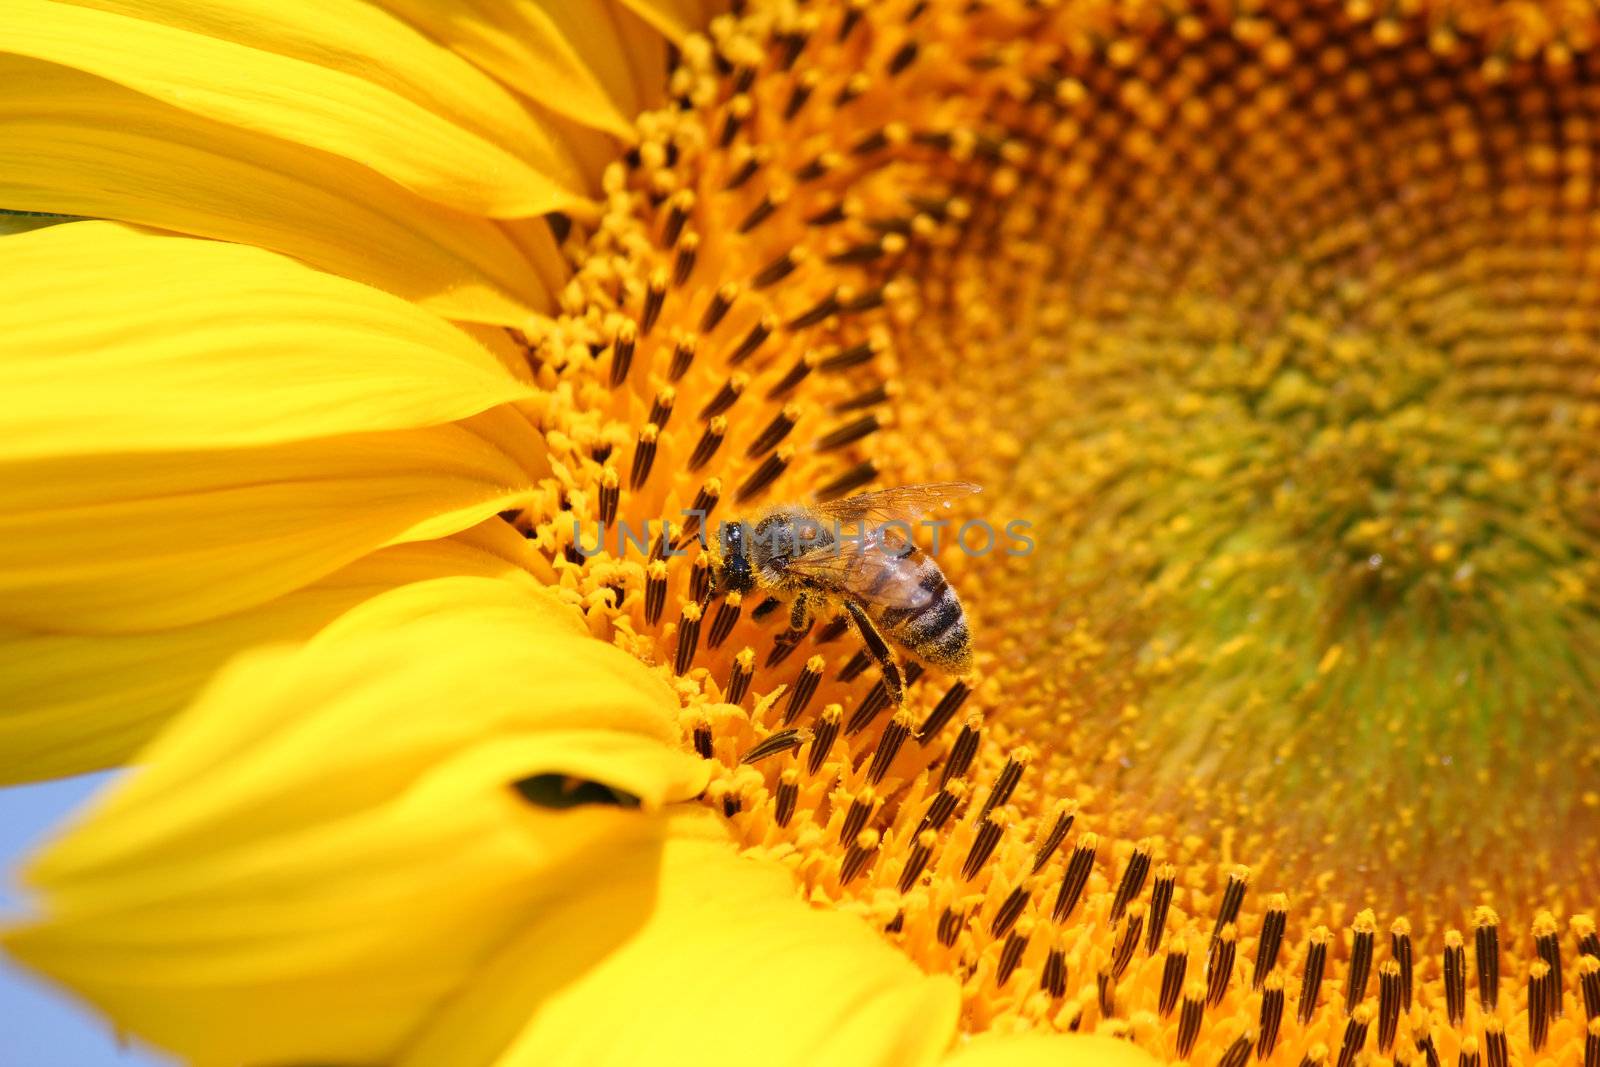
[711,484,979,700]
[869,552,972,673]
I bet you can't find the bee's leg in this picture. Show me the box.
[843,600,904,705]
[788,592,812,631]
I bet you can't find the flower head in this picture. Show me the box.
[5,0,1600,1064]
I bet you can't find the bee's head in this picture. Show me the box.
[715,521,755,595]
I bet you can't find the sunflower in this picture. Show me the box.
[6,0,1600,1064]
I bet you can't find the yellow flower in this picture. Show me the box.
[6,0,1600,1065]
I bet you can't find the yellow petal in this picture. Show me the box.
[0,520,548,784]
[1,222,535,459]
[616,0,720,45]
[0,58,560,324]
[938,1033,1161,1067]
[0,222,544,632]
[370,0,648,138]
[613,0,673,115]
[14,774,670,1067]
[6,577,705,1067]
[489,221,571,308]
[534,104,634,194]
[38,577,699,868]
[0,407,540,633]
[5,0,590,217]
[402,808,960,1067]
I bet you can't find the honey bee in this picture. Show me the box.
[707,482,980,703]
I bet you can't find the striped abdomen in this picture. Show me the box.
[870,549,972,673]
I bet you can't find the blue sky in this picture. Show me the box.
[0,774,170,1067]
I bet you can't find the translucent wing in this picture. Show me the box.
[784,528,941,613]
[811,481,982,526]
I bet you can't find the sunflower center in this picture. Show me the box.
[899,1,1600,909]
[532,0,1600,1061]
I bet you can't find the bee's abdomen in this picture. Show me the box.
[878,558,972,673]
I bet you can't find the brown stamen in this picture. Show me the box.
[1207,923,1236,1007]
[1111,903,1144,980]
[1176,984,1204,1058]
[1346,909,1376,1014]
[640,270,667,336]
[960,816,1004,881]
[644,560,667,625]
[745,403,800,458]
[838,786,878,845]
[1378,960,1402,1051]
[597,466,619,527]
[734,445,792,502]
[725,647,754,705]
[647,387,675,432]
[1041,944,1068,998]
[739,726,802,765]
[699,283,739,333]
[774,769,798,828]
[688,416,727,471]
[805,704,841,776]
[1217,1033,1253,1067]
[629,423,659,490]
[1029,801,1075,875]
[672,235,699,288]
[706,591,743,650]
[609,321,637,388]
[1254,894,1288,989]
[726,315,776,365]
[1259,973,1286,1058]
[898,829,936,893]
[1052,834,1096,922]
[698,373,748,421]
[1146,864,1176,955]
[815,413,881,452]
[940,715,981,786]
[1334,1004,1372,1067]
[1445,930,1468,1027]
[977,750,1027,820]
[1475,907,1501,1013]
[1158,940,1188,1017]
[781,655,823,725]
[1393,917,1415,1010]
[1109,842,1152,923]
[866,709,914,785]
[1484,1017,1508,1067]
[989,885,1030,939]
[839,828,877,886]
[1299,927,1330,1025]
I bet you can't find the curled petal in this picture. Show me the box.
[402,808,961,1067]
[8,578,708,1067]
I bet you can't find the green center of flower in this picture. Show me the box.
[887,2,1600,904]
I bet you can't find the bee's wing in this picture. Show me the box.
[784,531,941,613]
[811,481,982,526]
